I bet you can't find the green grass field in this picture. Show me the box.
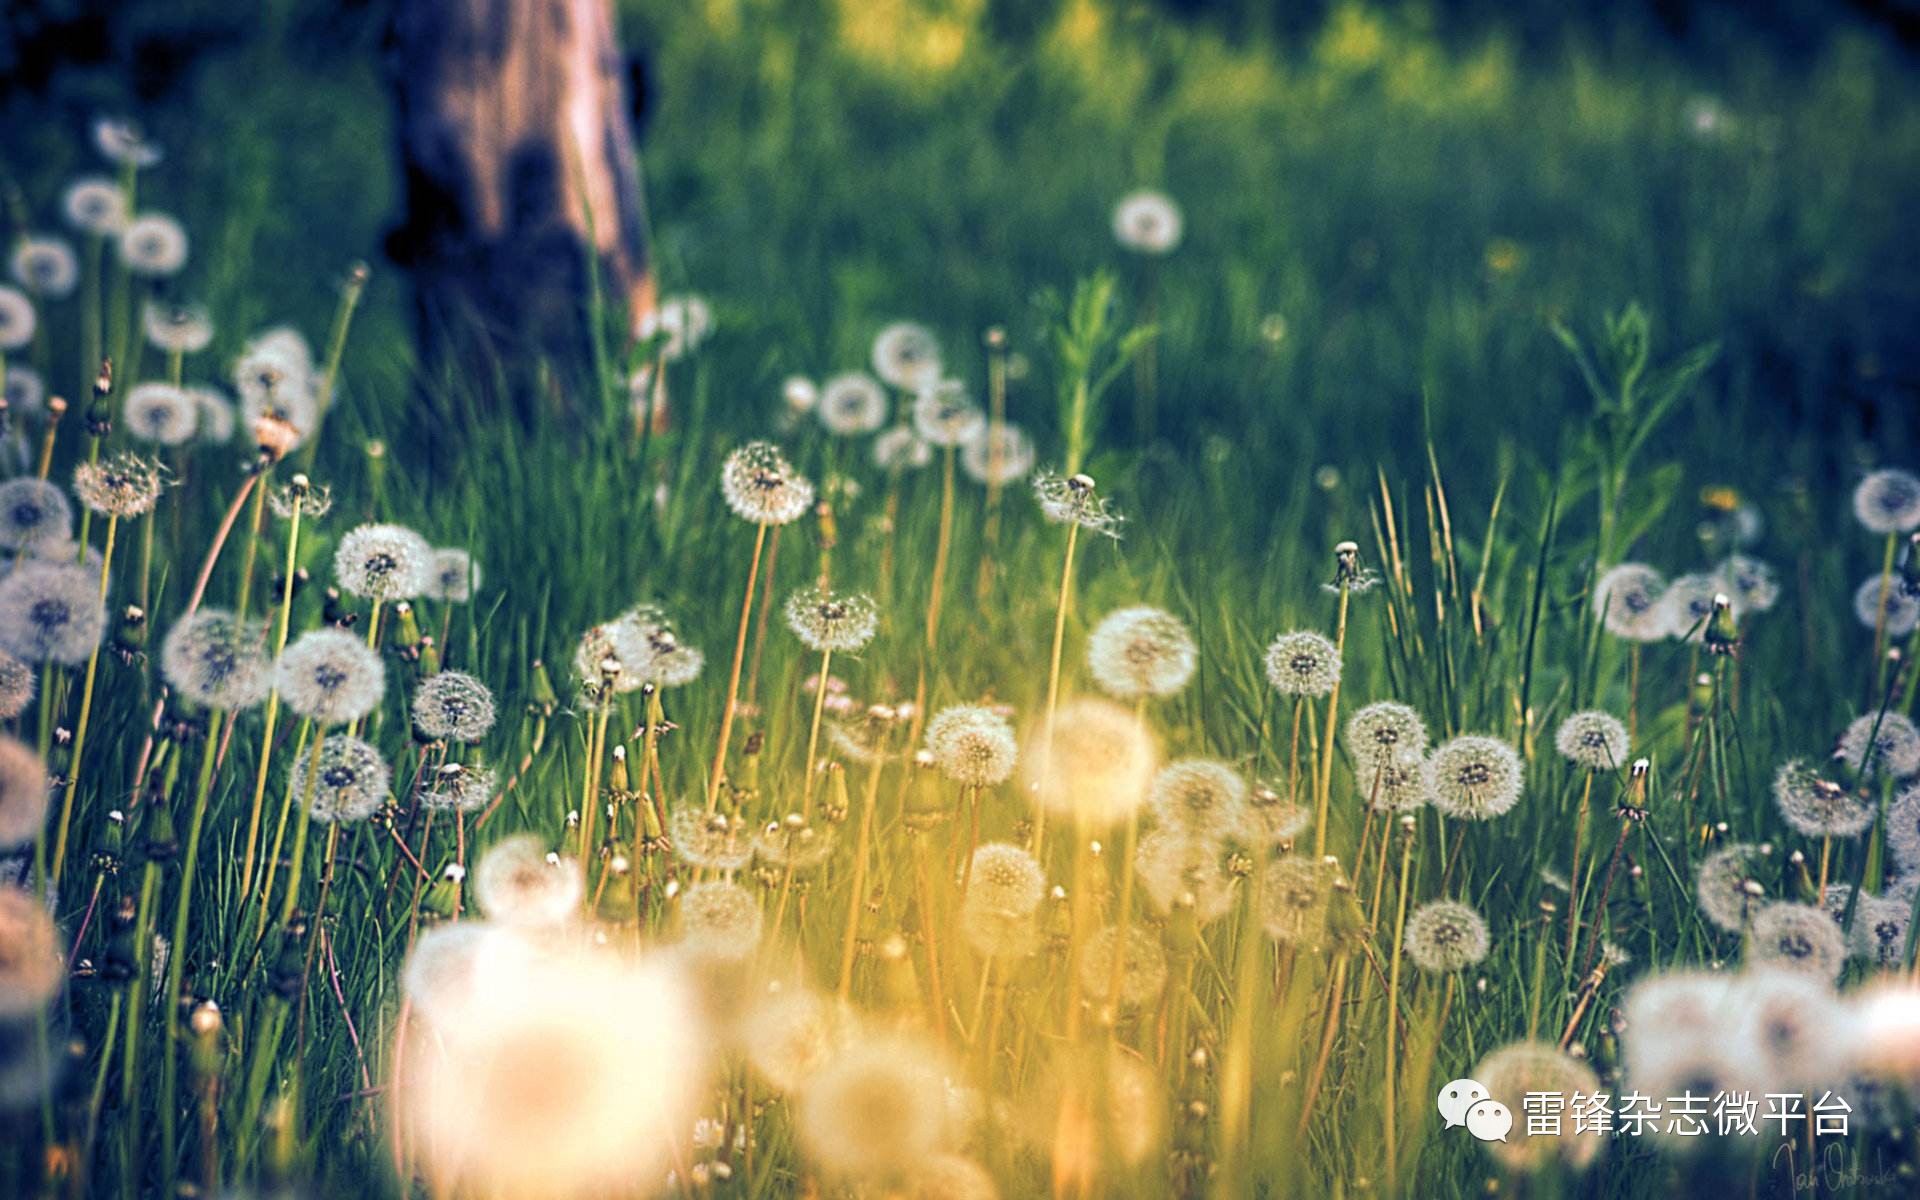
[2,2,1919,1197]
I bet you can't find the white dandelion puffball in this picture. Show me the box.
[1078,924,1168,1008]
[1854,469,1920,535]
[0,887,63,1018]
[422,547,481,603]
[1112,189,1184,254]
[1364,754,1431,813]
[274,628,385,724]
[400,922,544,1025]
[965,843,1046,915]
[473,834,584,926]
[160,609,272,711]
[190,387,234,441]
[1087,605,1197,700]
[1264,630,1341,697]
[1696,842,1770,931]
[720,440,814,526]
[399,944,707,1200]
[1022,697,1158,826]
[1747,902,1847,981]
[1471,1042,1604,1172]
[1716,554,1779,615]
[1836,712,1920,779]
[334,523,432,602]
[4,366,47,419]
[303,736,390,824]
[0,562,106,665]
[925,706,1019,787]
[118,213,188,277]
[1888,784,1920,872]
[618,607,705,688]
[668,807,754,871]
[61,177,128,236]
[0,652,36,721]
[10,236,78,298]
[421,764,496,814]
[910,380,984,448]
[960,899,1042,961]
[782,585,880,653]
[871,321,943,390]
[412,671,497,742]
[1554,710,1630,770]
[143,300,215,355]
[1147,759,1250,842]
[1425,734,1524,820]
[1346,701,1429,765]
[1853,575,1920,638]
[1403,899,1491,973]
[73,453,165,518]
[873,424,933,472]
[635,293,712,360]
[781,375,819,418]
[678,880,764,961]
[1136,826,1239,924]
[93,117,161,167]
[0,479,72,548]
[795,1036,952,1178]
[1592,562,1668,642]
[124,382,199,445]
[960,422,1036,488]
[1657,572,1719,641]
[0,737,49,850]
[1260,855,1343,946]
[818,372,889,436]
[0,288,35,352]
[1033,471,1125,538]
[754,819,836,871]
[1247,781,1312,842]
[740,988,853,1093]
[1771,759,1874,838]
[1851,893,1911,969]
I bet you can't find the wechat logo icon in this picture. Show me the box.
[1438,1079,1513,1143]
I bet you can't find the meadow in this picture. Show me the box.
[2,1,1920,1196]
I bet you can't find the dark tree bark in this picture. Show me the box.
[388,0,653,422]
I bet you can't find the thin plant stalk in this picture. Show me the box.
[1311,581,1352,858]
[49,511,119,885]
[800,648,833,817]
[708,521,769,809]
[1031,520,1082,852]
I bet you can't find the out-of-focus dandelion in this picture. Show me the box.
[93,116,161,167]
[795,1035,953,1178]
[819,372,889,436]
[124,382,198,445]
[0,887,62,1017]
[10,237,78,299]
[960,423,1035,487]
[0,738,48,849]
[1747,902,1847,980]
[0,653,35,721]
[1696,842,1770,931]
[871,321,943,391]
[964,843,1046,915]
[678,880,764,960]
[274,628,384,724]
[0,289,36,352]
[926,706,1018,788]
[187,386,235,442]
[334,523,432,602]
[1887,784,1920,871]
[142,301,214,355]
[873,424,933,472]
[3,368,46,419]
[1716,554,1779,615]
[1247,781,1314,840]
[1658,572,1720,641]
[1471,1043,1604,1171]
[421,547,480,603]
[412,671,497,742]
[1554,710,1630,770]
[1264,630,1341,697]
[1260,854,1341,946]
[1147,759,1249,841]
[1835,712,1920,779]
[61,178,128,236]
[1854,468,1920,535]
[119,213,188,277]
[1078,924,1167,1007]
[1136,827,1239,923]
[740,987,850,1092]
[911,381,984,448]
[1023,697,1157,826]
[0,562,105,664]
[1851,893,1911,968]
[1086,606,1196,701]
[472,834,583,926]
[1403,899,1490,973]
[1772,759,1874,838]
[669,807,754,871]
[1425,735,1524,820]
[1592,563,1668,641]
[1854,575,1920,638]
[1112,190,1183,254]
[635,293,712,361]
[0,479,72,547]
[160,609,271,710]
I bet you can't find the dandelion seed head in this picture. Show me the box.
[1032,471,1123,538]
[1472,1043,1605,1171]
[1261,855,1344,946]
[0,653,34,722]
[1854,469,1920,535]
[420,763,495,814]
[1086,605,1196,700]
[142,300,213,354]
[1748,902,1847,981]
[1593,563,1667,641]
[0,562,105,665]
[720,440,814,526]
[782,585,879,653]
[1887,784,1920,874]
[1730,969,1851,1091]
[796,1036,952,1178]
[960,423,1036,488]
[3,367,46,419]
[1346,701,1428,764]
[0,289,35,353]
[818,372,889,436]
[1135,826,1238,924]
[1855,576,1920,638]
[925,706,1018,787]
[635,293,712,361]
[303,736,390,824]
[1404,899,1491,973]
[118,213,187,277]
[752,818,835,870]
[274,627,385,724]
[73,452,165,517]
[873,424,934,472]
[1851,893,1912,969]
[1696,842,1770,931]
[123,382,198,445]
[473,834,583,927]
[1658,572,1720,642]
[741,988,852,1093]
[1147,759,1249,841]
[964,843,1045,915]
[910,381,984,448]
[10,237,78,299]
[412,548,478,604]
[1717,554,1779,615]
[1112,190,1183,254]
[61,177,127,235]
[1425,734,1524,820]
[413,671,497,742]
[679,880,764,961]
[159,609,271,710]
[93,117,161,166]
[1836,712,1920,780]
[621,608,705,687]
[0,887,61,1018]
[871,321,943,391]
[334,523,432,602]
[1246,781,1312,842]
[1077,924,1168,1008]
[1263,630,1341,697]
[668,808,754,871]
[187,386,235,443]
[1773,759,1874,838]
[1023,697,1156,825]
[1554,710,1630,770]
[0,479,71,548]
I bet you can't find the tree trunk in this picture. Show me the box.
[389,0,652,423]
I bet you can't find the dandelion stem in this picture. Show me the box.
[50,511,118,886]
[1032,520,1082,853]
[241,496,304,893]
[1384,822,1416,1184]
[708,521,769,809]
[160,731,220,1172]
[801,648,832,817]
[1312,583,1351,858]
